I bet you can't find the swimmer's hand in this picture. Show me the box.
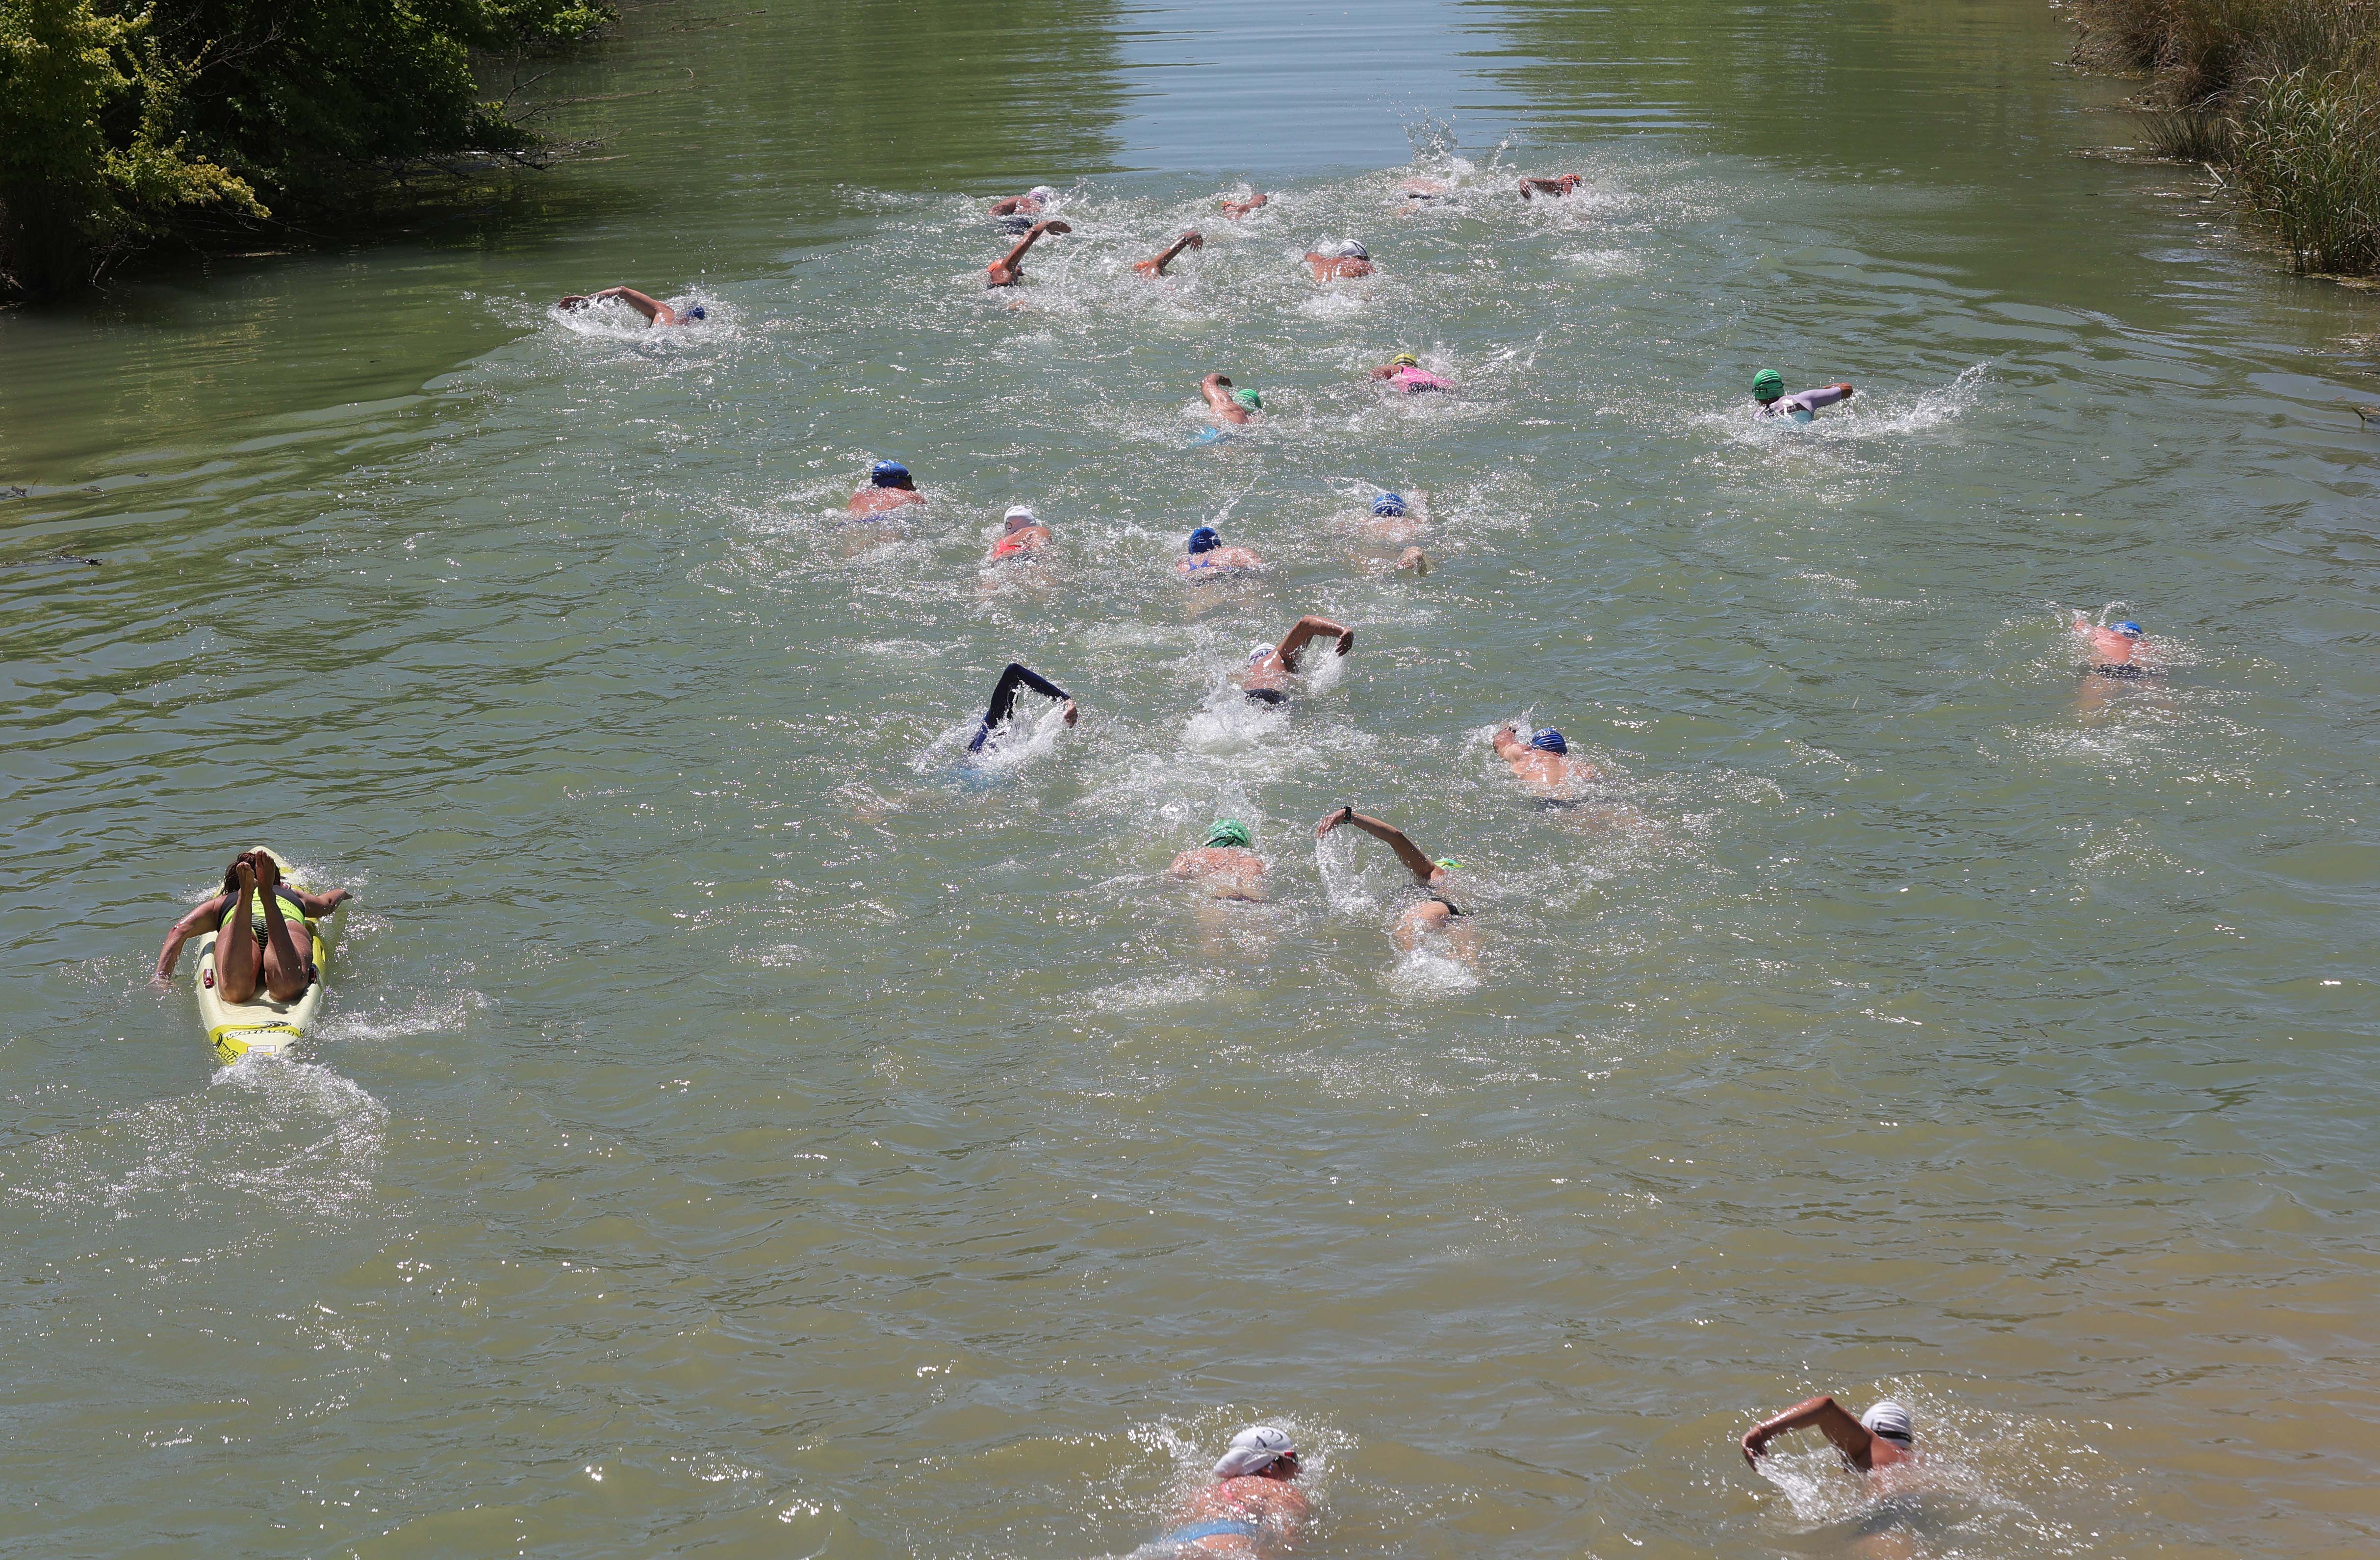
[1334,629,1355,656]
[1034,220,1072,236]
[1061,698,1080,727]
[1834,383,1855,398]
[1315,805,1354,839]
[1741,1427,1771,1468]
[558,295,590,309]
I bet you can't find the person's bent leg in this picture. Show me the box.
[256,871,313,1001]
[218,858,263,1002]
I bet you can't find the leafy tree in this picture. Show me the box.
[0,0,261,294]
[0,0,613,298]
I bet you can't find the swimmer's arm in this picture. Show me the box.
[154,895,229,983]
[1201,373,1253,422]
[592,286,668,324]
[1275,615,1354,668]
[1741,1395,1874,1471]
[1490,725,1529,760]
[1315,808,1438,884]
[988,196,1025,216]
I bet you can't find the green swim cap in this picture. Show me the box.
[1751,369,1784,401]
[1231,387,1262,410]
[1433,857,1463,871]
[1206,818,1252,849]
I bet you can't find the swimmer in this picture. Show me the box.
[1138,1424,1309,1557]
[1751,369,1855,422]
[1221,190,1270,219]
[1362,492,1432,575]
[1134,230,1205,277]
[966,662,1078,754]
[555,286,705,327]
[1517,173,1584,201]
[1367,352,1455,394]
[1398,177,1452,204]
[1241,615,1353,704]
[1491,723,1598,795]
[1201,373,1262,426]
[986,219,1072,287]
[989,184,1060,221]
[2072,613,2152,675]
[154,849,353,1002]
[1305,239,1374,280]
[1312,806,1470,952]
[848,460,926,516]
[1179,526,1263,577]
[1169,819,1268,902]
[1740,1394,1916,1477]
[988,505,1050,562]
[1744,1396,1927,1560]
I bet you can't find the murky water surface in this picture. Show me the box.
[4,1,2378,1556]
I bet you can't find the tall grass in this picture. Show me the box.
[2070,0,2380,273]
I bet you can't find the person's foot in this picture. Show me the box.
[233,857,257,893]
[1396,547,1432,576]
[253,851,281,892]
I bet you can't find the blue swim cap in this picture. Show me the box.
[1187,526,1222,554]
[685,305,707,320]
[1530,728,1568,754]
[871,460,910,486]
[2113,621,2143,638]
[1373,493,1408,517]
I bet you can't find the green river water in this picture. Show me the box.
[4,0,2379,1555]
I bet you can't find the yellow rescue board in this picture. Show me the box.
[194,920,332,1064]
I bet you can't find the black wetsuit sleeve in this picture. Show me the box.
[970,663,1071,752]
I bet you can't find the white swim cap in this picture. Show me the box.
[1861,1401,1913,1444]
[1331,239,1368,260]
[1213,1424,1297,1478]
[1249,642,1275,665]
[1003,504,1037,523]
[1029,185,1058,200]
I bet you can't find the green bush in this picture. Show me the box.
[2234,64,2380,272]
[0,0,614,298]
[0,0,262,294]
[2069,0,2380,275]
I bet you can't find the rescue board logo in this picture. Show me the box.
[202,969,215,989]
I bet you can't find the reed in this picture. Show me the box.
[2070,0,2380,274]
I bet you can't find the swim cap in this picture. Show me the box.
[1530,728,1567,754]
[1373,492,1408,516]
[1433,857,1462,871]
[870,460,910,486]
[1187,526,1222,554]
[1213,1425,1297,1479]
[1029,185,1058,200]
[1331,239,1368,260]
[1205,818,1253,850]
[1389,352,1420,368]
[1752,369,1784,402]
[1249,642,1275,665]
[1861,1401,1914,1445]
[1231,388,1262,411]
[2113,621,2143,638]
[685,305,707,320]
[1003,505,1038,531]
